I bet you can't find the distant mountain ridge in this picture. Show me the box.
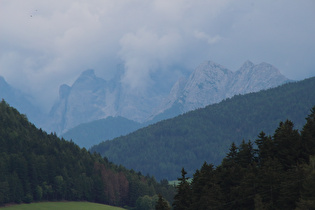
[45,68,165,134]
[0,76,45,126]
[46,60,290,135]
[62,116,143,149]
[149,60,290,121]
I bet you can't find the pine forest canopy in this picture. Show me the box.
[0,100,175,208]
[173,106,315,209]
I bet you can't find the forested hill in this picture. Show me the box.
[91,76,315,180]
[173,108,315,209]
[0,100,175,208]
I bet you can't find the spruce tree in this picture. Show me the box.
[295,156,315,209]
[301,107,315,162]
[155,194,170,210]
[255,131,274,166]
[173,168,192,210]
[273,120,301,170]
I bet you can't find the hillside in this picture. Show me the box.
[0,100,175,207]
[62,116,143,149]
[91,77,315,180]
[173,108,315,209]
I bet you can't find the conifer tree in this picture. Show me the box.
[255,131,274,166]
[295,156,315,209]
[155,194,170,210]
[273,120,301,170]
[190,162,223,209]
[173,168,192,210]
[237,140,255,167]
[301,107,315,162]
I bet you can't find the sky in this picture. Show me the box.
[1,0,315,111]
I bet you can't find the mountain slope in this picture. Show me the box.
[90,76,315,180]
[0,76,45,126]
[173,109,315,209]
[62,116,143,149]
[0,100,175,207]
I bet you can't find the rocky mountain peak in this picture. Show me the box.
[240,60,255,69]
[150,61,290,121]
[0,76,5,83]
[194,60,231,75]
[59,84,71,99]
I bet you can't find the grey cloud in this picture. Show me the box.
[0,0,314,111]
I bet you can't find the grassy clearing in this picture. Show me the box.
[1,201,125,210]
[169,178,192,186]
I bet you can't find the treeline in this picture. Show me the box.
[173,106,315,209]
[91,76,315,180]
[0,100,175,208]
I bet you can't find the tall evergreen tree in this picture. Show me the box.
[295,156,315,209]
[173,168,192,210]
[155,194,170,210]
[273,120,301,170]
[237,140,255,167]
[300,107,315,162]
[255,131,274,166]
[190,162,223,210]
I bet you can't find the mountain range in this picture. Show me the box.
[90,76,315,180]
[149,60,290,121]
[1,60,291,146]
[45,69,165,134]
[46,60,289,136]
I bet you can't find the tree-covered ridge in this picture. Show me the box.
[0,100,175,208]
[173,107,315,209]
[91,76,315,180]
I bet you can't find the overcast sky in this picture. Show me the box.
[1,0,315,111]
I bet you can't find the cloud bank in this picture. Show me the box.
[0,0,314,111]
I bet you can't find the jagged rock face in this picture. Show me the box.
[47,70,118,134]
[180,61,233,112]
[47,60,290,134]
[227,61,289,97]
[150,60,290,121]
[47,70,164,134]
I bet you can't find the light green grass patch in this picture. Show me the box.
[169,178,192,186]
[1,201,125,210]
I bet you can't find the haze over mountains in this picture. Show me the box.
[0,76,45,126]
[1,60,290,138]
[47,60,290,135]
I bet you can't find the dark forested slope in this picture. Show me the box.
[173,107,315,209]
[91,77,315,180]
[0,100,175,207]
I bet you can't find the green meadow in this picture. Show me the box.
[1,202,125,210]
